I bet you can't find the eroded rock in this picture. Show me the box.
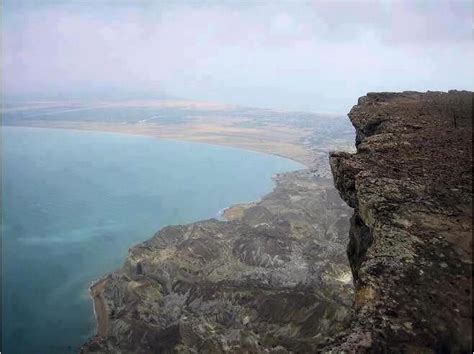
[328,90,473,352]
[81,171,353,353]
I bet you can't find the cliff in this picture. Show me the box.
[329,91,472,351]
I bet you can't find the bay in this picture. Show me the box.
[1,126,302,353]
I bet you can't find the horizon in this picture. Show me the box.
[2,0,473,113]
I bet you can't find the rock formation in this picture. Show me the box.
[329,90,472,351]
[81,171,353,353]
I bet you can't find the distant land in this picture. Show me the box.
[2,99,355,177]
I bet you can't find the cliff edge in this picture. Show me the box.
[329,90,473,352]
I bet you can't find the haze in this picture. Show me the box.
[2,0,473,112]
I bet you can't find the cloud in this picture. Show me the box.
[2,0,473,112]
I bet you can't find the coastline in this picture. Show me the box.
[1,122,313,168]
[87,176,294,342]
[81,167,353,352]
[89,278,109,338]
[86,171,308,342]
[5,122,349,349]
[23,122,315,342]
[2,125,320,348]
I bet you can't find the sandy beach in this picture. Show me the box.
[90,278,109,338]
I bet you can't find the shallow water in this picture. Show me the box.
[1,126,302,353]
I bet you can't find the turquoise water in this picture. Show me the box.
[1,126,302,353]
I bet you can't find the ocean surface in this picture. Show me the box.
[1,126,302,354]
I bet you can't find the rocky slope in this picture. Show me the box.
[81,171,353,353]
[329,91,472,352]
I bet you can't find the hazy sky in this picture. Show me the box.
[2,0,473,112]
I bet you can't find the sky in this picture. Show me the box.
[2,0,473,113]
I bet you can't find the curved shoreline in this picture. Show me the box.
[13,123,312,343]
[66,125,302,343]
[2,123,312,168]
[4,123,313,350]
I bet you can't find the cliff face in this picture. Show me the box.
[81,171,354,353]
[329,91,473,351]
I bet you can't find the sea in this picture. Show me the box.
[1,126,302,353]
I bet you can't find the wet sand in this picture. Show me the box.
[90,278,109,338]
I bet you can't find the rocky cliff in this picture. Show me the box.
[329,91,472,352]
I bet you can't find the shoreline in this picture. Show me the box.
[89,278,109,338]
[87,173,310,341]
[33,121,318,341]
[81,164,353,352]
[2,123,313,168]
[1,124,309,338]
[4,123,339,345]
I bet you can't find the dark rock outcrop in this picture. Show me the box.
[329,90,473,352]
